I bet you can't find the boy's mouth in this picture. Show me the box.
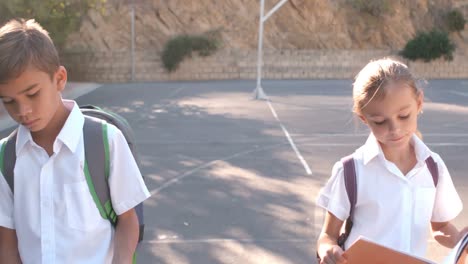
[22,119,39,127]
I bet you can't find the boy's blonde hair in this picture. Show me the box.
[0,18,60,83]
[352,58,420,116]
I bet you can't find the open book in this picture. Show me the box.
[344,235,468,264]
[344,237,435,264]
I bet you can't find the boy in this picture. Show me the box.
[0,19,150,263]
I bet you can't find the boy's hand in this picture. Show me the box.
[320,245,347,264]
[112,209,138,264]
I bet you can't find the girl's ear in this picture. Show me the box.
[54,66,67,92]
[416,90,424,114]
[358,114,368,124]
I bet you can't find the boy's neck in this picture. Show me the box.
[31,102,70,156]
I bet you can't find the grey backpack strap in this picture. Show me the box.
[425,156,439,187]
[83,116,117,225]
[0,129,18,193]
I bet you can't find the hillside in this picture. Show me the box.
[64,0,468,53]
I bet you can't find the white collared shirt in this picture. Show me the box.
[0,100,151,264]
[316,133,463,258]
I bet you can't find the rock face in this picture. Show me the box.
[65,0,465,52]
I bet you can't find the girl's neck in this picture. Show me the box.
[381,143,417,175]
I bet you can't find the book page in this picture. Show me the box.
[344,237,436,264]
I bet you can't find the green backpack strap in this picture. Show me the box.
[83,116,138,263]
[0,129,18,193]
[83,116,117,226]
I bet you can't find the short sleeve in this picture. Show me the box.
[107,124,151,215]
[431,153,463,222]
[0,168,14,229]
[315,161,351,221]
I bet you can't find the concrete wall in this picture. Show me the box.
[61,49,468,83]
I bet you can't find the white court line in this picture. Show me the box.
[297,142,468,147]
[167,86,185,98]
[150,142,286,195]
[143,238,314,244]
[266,100,312,175]
[449,90,468,97]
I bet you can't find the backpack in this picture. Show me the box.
[316,155,439,262]
[0,105,145,242]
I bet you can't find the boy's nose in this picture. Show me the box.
[17,103,32,117]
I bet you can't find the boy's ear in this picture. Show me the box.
[54,66,67,92]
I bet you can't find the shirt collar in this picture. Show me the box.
[16,100,84,154]
[361,133,382,165]
[361,133,432,165]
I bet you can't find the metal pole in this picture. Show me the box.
[131,5,135,82]
[263,0,289,22]
[254,0,268,100]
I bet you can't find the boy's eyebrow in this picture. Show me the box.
[0,83,39,98]
[18,84,39,94]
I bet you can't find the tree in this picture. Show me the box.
[0,0,106,49]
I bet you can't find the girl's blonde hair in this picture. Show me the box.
[353,58,423,138]
[352,58,420,116]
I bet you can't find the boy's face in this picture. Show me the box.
[0,66,67,132]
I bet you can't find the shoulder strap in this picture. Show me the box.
[83,116,117,226]
[0,129,18,193]
[341,155,357,220]
[425,156,438,187]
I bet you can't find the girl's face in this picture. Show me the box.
[359,82,423,153]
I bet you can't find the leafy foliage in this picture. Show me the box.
[0,0,106,49]
[162,34,220,72]
[446,9,465,32]
[400,30,455,62]
[350,0,391,17]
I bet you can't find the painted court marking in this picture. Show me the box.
[150,142,286,195]
[449,90,468,97]
[266,100,312,175]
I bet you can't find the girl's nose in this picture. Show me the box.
[388,120,399,132]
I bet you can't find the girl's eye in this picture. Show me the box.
[373,120,385,125]
[399,114,410,120]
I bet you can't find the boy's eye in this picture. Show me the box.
[2,98,14,104]
[26,91,39,98]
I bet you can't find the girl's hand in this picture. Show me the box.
[320,245,348,264]
[459,226,468,241]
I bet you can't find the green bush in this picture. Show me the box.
[446,9,466,32]
[400,30,455,62]
[162,34,220,72]
[350,0,391,16]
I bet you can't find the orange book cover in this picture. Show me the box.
[344,237,436,264]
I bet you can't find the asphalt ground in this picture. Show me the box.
[0,79,466,264]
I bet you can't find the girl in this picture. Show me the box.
[315,58,467,264]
